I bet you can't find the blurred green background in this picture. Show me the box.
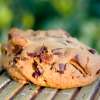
[0,0,100,52]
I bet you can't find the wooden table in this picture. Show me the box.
[0,67,99,100]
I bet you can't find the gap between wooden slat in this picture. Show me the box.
[0,71,24,99]
[0,81,24,99]
[74,79,100,100]
[51,90,59,100]
[90,80,100,100]
[70,87,81,100]
[9,85,25,100]
[30,87,44,100]
[13,85,41,100]
[93,87,100,100]
[53,88,78,100]
[0,72,11,92]
[33,88,58,100]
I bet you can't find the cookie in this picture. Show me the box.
[1,28,100,89]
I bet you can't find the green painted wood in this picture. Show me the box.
[75,79,100,100]
[54,88,76,100]
[34,88,57,100]
[14,84,39,100]
[0,73,11,89]
[0,81,24,99]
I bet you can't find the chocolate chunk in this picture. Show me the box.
[32,69,41,78]
[32,61,38,68]
[28,46,48,58]
[96,69,100,75]
[50,62,55,70]
[8,34,12,40]
[12,56,20,65]
[88,49,96,54]
[53,51,62,56]
[28,46,50,63]
[40,54,46,62]
[27,52,37,57]
[57,63,66,74]
[52,48,63,56]
[40,54,52,64]
[39,46,48,54]
[32,61,43,78]
[13,58,17,64]
[70,59,88,77]
[13,45,23,55]
[52,48,62,52]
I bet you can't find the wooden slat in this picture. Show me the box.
[98,96,100,100]
[93,86,100,100]
[74,79,100,100]
[96,95,100,100]
[14,85,40,100]
[34,88,58,100]
[0,81,24,99]
[53,88,77,100]
[90,80,100,100]
[0,73,11,89]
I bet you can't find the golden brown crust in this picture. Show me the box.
[1,28,100,89]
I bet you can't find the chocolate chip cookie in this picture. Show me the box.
[1,28,100,89]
